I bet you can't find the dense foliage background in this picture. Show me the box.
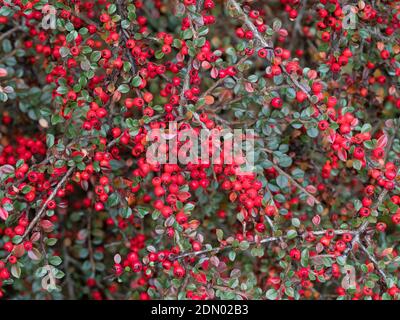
[0,0,399,300]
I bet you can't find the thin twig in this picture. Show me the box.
[170,228,355,261]
[116,0,136,74]
[269,155,321,205]
[62,245,76,300]
[341,118,400,286]
[229,0,325,116]
[358,242,388,284]
[87,212,96,276]
[199,55,249,101]
[213,285,251,299]
[0,26,21,42]
[21,166,75,240]
[289,0,308,52]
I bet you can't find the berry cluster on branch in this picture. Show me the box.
[0,0,399,300]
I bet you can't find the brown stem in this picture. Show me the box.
[116,0,136,73]
[170,228,355,261]
[87,212,96,276]
[21,166,75,240]
[228,0,325,116]
[358,242,388,284]
[267,153,321,205]
[0,26,21,42]
[198,55,249,102]
[213,285,252,299]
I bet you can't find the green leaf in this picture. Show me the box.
[21,185,32,194]
[121,19,130,29]
[131,76,142,87]
[286,229,297,240]
[291,168,304,179]
[182,29,193,40]
[12,235,23,244]
[35,267,47,278]
[46,134,55,148]
[155,50,164,60]
[90,51,101,62]
[65,22,74,32]
[49,256,62,266]
[183,203,195,212]
[216,229,223,241]
[361,123,372,133]
[272,19,282,31]
[301,249,309,267]
[2,39,12,53]
[56,86,68,95]
[137,207,149,218]
[363,140,376,150]
[45,238,58,246]
[276,175,288,189]
[16,159,24,168]
[107,193,119,207]
[277,154,292,167]
[126,118,139,134]
[291,218,300,228]
[194,37,206,48]
[307,127,319,138]
[120,207,132,218]
[228,251,236,262]
[172,39,182,49]
[239,241,249,251]
[336,256,346,266]
[108,4,116,14]
[152,210,161,220]
[66,31,78,43]
[352,159,362,170]
[117,84,130,93]
[0,6,14,16]
[11,265,21,279]
[197,26,209,36]
[266,288,278,300]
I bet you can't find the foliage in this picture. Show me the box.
[0,0,399,300]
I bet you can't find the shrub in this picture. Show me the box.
[0,0,399,300]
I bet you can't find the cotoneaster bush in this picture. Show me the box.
[0,0,400,300]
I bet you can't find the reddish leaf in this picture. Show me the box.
[27,248,42,261]
[0,207,9,221]
[337,148,347,162]
[377,134,388,149]
[0,68,7,77]
[40,220,54,232]
[210,67,219,79]
[312,215,321,226]
[177,191,191,202]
